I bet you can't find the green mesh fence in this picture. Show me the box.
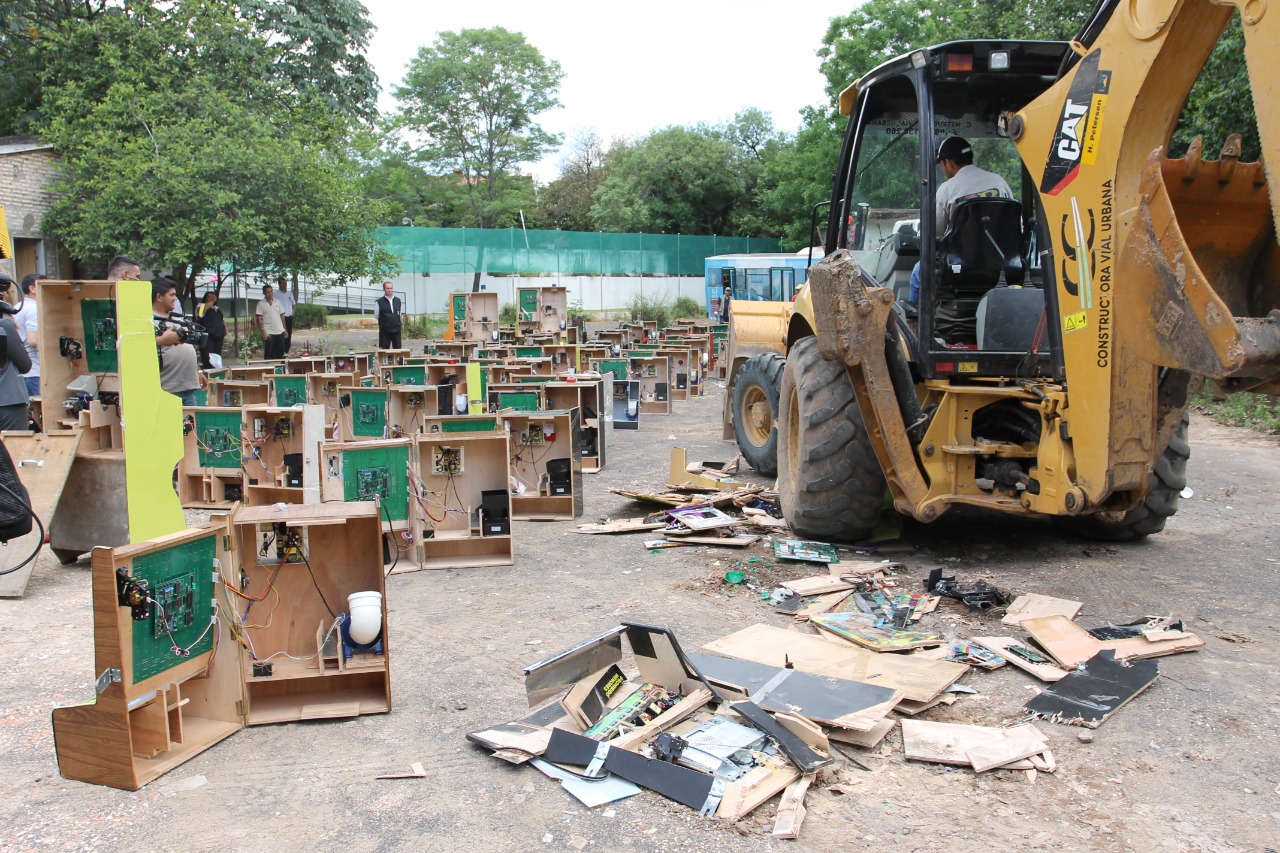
[381,228,779,277]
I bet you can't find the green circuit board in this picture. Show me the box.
[130,537,216,684]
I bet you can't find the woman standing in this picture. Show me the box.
[196,291,227,369]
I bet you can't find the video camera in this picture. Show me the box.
[156,312,209,349]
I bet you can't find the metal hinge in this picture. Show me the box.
[584,741,610,777]
[17,459,43,468]
[95,668,121,694]
[235,699,249,717]
[700,778,727,817]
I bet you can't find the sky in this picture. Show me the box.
[361,0,858,182]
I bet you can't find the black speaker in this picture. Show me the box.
[283,453,303,488]
[480,489,510,536]
[545,458,572,496]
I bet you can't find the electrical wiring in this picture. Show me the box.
[149,596,219,658]
[300,551,339,618]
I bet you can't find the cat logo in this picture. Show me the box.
[1040,51,1112,196]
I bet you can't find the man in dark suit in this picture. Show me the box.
[374,281,402,349]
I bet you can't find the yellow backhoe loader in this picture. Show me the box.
[739,0,1280,541]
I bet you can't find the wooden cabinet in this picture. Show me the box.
[411,429,514,569]
[51,503,391,790]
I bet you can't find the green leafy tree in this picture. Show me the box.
[35,1,395,303]
[590,126,747,235]
[391,27,564,287]
[1171,13,1259,160]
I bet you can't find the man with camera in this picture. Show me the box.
[153,278,207,406]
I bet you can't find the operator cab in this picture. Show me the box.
[827,39,1073,382]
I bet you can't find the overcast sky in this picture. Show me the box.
[361,0,856,182]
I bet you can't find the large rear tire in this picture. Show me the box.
[732,352,785,476]
[777,337,887,541]
[1055,412,1190,541]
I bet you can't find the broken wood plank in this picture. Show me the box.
[970,636,1071,682]
[1001,593,1083,627]
[1021,614,1203,669]
[828,718,895,749]
[774,712,830,752]
[771,774,814,839]
[716,758,800,822]
[901,719,1047,768]
[966,728,1050,772]
[662,532,759,547]
[894,694,958,716]
[781,575,858,596]
[0,431,82,597]
[572,518,666,534]
[376,762,427,779]
[702,624,967,703]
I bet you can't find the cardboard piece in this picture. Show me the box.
[1022,614,1203,668]
[970,636,1071,682]
[1025,650,1159,727]
[703,624,967,703]
[688,653,900,732]
[669,447,742,491]
[1001,593,1083,627]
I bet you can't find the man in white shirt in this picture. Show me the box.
[15,274,42,397]
[909,137,1013,305]
[275,275,296,352]
[254,284,288,359]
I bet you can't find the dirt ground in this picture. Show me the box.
[2,336,1279,852]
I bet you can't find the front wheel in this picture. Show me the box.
[777,337,887,542]
[732,352,785,476]
[1055,412,1189,541]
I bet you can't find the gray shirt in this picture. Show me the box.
[154,313,200,394]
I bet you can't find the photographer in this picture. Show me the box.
[153,278,207,406]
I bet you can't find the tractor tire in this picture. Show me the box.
[1055,412,1190,541]
[777,336,887,542]
[732,352,785,476]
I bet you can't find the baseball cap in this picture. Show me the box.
[937,136,972,162]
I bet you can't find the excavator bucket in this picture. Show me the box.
[1116,136,1280,387]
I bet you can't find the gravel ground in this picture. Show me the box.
[1,345,1277,852]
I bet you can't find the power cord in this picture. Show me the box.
[0,476,44,576]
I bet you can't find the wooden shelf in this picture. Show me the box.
[245,679,390,725]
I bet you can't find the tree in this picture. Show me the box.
[1171,12,1259,160]
[391,27,564,289]
[537,132,611,231]
[590,126,748,235]
[34,0,396,303]
[0,0,380,135]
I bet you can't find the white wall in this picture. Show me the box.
[307,274,708,316]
